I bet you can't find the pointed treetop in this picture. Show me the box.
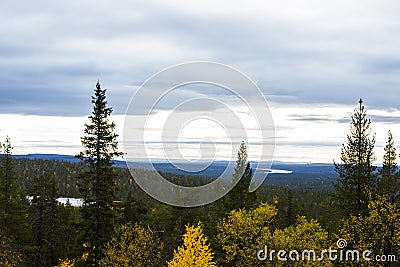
[359,98,363,110]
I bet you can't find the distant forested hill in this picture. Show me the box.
[10,155,338,198]
[10,157,214,198]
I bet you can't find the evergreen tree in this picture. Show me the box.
[286,189,296,226]
[0,136,29,246]
[225,142,256,211]
[55,202,80,262]
[30,172,59,266]
[378,130,399,200]
[76,81,123,265]
[333,99,377,216]
[120,190,148,225]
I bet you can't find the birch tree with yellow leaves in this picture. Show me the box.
[340,195,400,267]
[216,202,277,266]
[168,223,216,267]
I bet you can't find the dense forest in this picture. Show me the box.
[0,84,399,266]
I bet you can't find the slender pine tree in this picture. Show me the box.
[76,81,123,265]
[286,189,296,226]
[378,130,399,201]
[224,142,256,211]
[333,99,377,216]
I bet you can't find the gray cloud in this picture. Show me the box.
[289,114,350,123]
[289,110,400,125]
[276,140,341,147]
[363,58,400,74]
[369,114,400,124]
[1,0,400,116]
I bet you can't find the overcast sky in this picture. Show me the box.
[1,0,400,163]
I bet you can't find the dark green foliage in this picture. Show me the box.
[378,130,399,200]
[0,137,30,246]
[224,142,257,211]
[120,190,148,225]
[286,189,296,226]
[76,81,123,265]
[29,183,80,266]
[30,172,59,266]
[55,202,80,260]
[257,186,314,229]
[11,157,215,200]
[333,99,377,216]
[15,158,84,197]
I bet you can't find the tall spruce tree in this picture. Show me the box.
[378,130,399,200]
[0,136,29,245]
[333,99,377,216]
[76,81,123,265]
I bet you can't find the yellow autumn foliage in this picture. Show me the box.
[55,258,75,267]
[272,217,333,267]
[217,202,334,267]
[168,223,216,267]
[340,195,400,267]
[0,234,22,267]
[216,202,277,266]
[100,223,163,267]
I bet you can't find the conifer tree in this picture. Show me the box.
[286,189,296,226]
[333,99,377,216]
[30,172,58,266]
[121,191,148,224]
[76,81,123,265]
[225,142,256,211]
[0,136,29,245]
[378,130,399,200]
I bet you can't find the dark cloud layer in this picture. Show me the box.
[1,0,400,116]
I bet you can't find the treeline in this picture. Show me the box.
[1,81,399,267]
[10,157,215,199]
